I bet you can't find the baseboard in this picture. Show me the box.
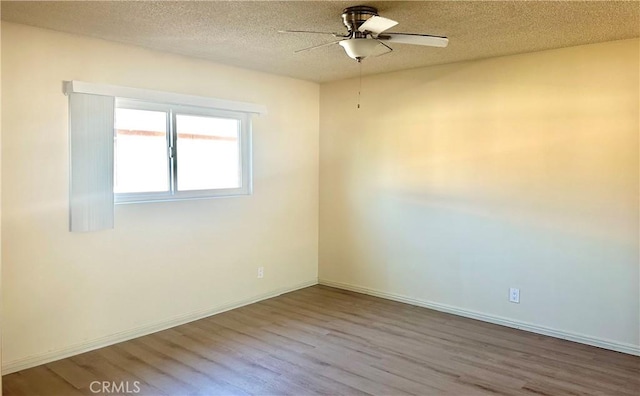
[319,279,640,357]
[2,279,318,375]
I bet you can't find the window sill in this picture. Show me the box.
[115,191,252,205]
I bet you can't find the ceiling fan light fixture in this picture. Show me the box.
[339,38,381,61]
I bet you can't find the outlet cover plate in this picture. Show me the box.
[509,288,520,303]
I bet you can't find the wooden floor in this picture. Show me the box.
[4,285,639,396]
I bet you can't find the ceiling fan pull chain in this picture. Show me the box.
[358,60,362,109]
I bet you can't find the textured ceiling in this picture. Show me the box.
[2,1,639,82]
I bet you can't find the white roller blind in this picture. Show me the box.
[69,93,115,232]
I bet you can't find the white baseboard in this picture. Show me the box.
[2,280,318,375]
[319,279,640,357]
[5,278,637,375]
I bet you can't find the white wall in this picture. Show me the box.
[319,39,640,353]
[1,22,319,371]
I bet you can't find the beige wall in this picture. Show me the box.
[319,39,639,350]
[0,17,3,395]
[1,21,638,375]
[1,22,319,369]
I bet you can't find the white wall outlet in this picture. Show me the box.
[257,266,264,279]
[509,288,520,303]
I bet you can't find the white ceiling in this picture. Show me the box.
[2,1,639,83]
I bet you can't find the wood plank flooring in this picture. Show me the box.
[3,285,639,395]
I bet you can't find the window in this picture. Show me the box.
[66,81,265,231]
[114,99,251,203]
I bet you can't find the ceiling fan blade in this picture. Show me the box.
[294,40,343,53]
[279,30,346,37]
[378,33,449,47]
[358,16,398,35]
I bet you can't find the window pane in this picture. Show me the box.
[176,114,241,191]
[114,108,169,193]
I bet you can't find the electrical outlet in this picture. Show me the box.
[257,266,264,279]
[509,288,520,303]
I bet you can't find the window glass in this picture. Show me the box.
[176,114,241,191]
[113,100,251,203]
[114,108,169,193]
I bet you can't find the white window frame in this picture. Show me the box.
[114,98,252,204]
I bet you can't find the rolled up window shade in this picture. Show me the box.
[69,93,115,232]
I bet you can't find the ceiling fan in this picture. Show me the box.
[280,5,448,62]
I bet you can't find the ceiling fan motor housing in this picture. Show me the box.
[342,6,378,38]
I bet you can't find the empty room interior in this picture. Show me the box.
[0,1,639,395]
